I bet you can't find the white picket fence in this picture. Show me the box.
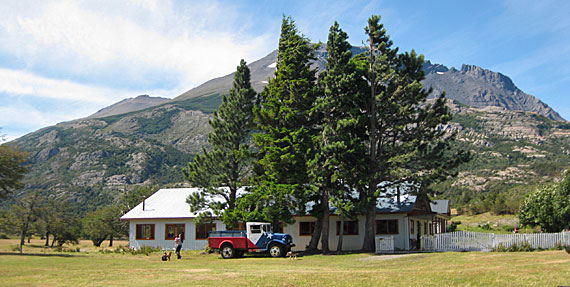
[421,231,570,252]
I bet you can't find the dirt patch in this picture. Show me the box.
[358,254,424,261]
[181,269,211,273]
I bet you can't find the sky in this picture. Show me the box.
[1,0,569,142]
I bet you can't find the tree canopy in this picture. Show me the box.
[238,16,320,229]
[184,59,257,229]
[519,169,570,232]
[0,143,28,200]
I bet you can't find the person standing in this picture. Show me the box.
[175,234,183,259]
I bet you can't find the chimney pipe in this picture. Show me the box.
[142,196,146,211]
[397,186,401,205]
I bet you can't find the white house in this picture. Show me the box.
[120,188,222,251]
[121,188,450,251]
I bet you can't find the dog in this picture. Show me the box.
[162,251,172,261]
[286,251,297,259]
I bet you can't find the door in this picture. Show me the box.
[247,223,268,249]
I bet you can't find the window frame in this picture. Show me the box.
[165,224,185,240]
[375,219,399,235]
[410,219,415,234]
[336,220,359,236]
[299,221,316,236]
[135,224,155,240]
[195,223,216,240]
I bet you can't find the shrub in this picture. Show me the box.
[448,221,461,232]
[0,233,9,239]
[101,245,161,256]
[502,226,514,232]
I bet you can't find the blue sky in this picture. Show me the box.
[1,0,569,142]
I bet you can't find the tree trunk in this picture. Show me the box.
[362,25,378,253]
[93,236,107,247]
[361,198,377,252]
[19,227,26,254]
[109,234,114,247]
[45,232,50,246]
[337,216,344,252]
[320,189,330,253]
[307,216,323,251]
[27,233,32,243]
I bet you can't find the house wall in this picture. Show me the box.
[285,214,411,251]
[128,219,225,250]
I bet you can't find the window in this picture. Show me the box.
[429,223,433,235]
[424,222,428,235]
[250,225,262,234]
[165,224,185,240]
[376,220,398,235]
[410,220,415,234]
[336,220,359,235]
[196,223,216,240]
[136,224,155,240]
[299,222,315,236]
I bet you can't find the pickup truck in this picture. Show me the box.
[208,222,295,259]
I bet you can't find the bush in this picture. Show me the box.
[479,223,491,230]
[101,245,161,256]
[448,221,461,232]
[502,226,515,232]
[0,233,9,239]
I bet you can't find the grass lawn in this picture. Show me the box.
[450,212,540,234]
[0,239,569,286]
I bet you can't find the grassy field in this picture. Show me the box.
[450,212,541,234]
[0,239,569,286]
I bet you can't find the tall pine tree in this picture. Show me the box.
[238,16,319,230]
[183,59,256,229]
[355,15,469,251]
[307,21,366,252]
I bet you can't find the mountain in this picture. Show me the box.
[422,62,564,121]
[6,48,569,213]
[175,48,564,122]
[87,95,170,119]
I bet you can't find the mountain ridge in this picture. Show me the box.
[5,48,569,214]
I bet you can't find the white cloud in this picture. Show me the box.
[0,0,274,90]
[0,0,277,139]
[0,68,122,104]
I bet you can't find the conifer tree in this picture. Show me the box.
[183,59,256,229]
[307,21,366,252]
[355,15,470,251]
[239,16,319,230]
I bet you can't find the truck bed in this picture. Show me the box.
[208,230,254,250]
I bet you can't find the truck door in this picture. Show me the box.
[247,224,268,249]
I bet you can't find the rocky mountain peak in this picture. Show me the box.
[87,94,170,119]
[423,62,564,121]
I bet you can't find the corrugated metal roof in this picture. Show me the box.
[430,200,450,214]
[121,188,448,220]
[375,195,417,213]
[121,188,199,220]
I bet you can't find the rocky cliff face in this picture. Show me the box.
[423,62,565,121]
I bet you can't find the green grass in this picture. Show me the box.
[451,212,538,234]
[0,239,569,286]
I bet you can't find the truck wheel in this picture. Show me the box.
[269,243,284,257]
[221,244,234,259]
